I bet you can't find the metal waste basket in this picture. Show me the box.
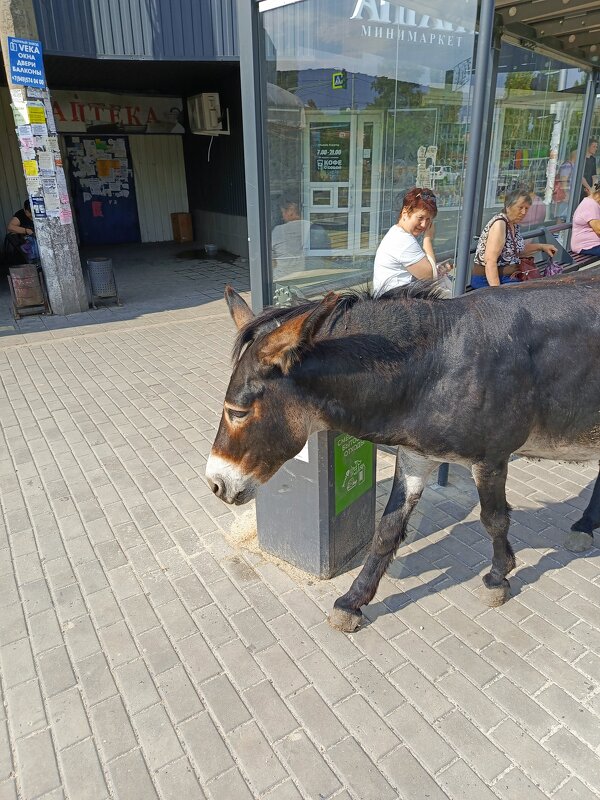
[87,257,120,307]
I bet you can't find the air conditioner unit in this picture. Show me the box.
[188,92,230,135]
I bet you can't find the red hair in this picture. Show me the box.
[401,187,437,218]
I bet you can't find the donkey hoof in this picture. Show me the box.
[328,605,362,632]
[565,530,594,553]
[478,577,510,607]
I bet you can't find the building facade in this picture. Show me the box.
[1,0,599,304]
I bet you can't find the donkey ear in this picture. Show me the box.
[257,293,337,375]
[225,285,254,330]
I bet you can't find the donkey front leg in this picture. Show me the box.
[472,460,516,607]
[329,448,436,632]
[565,460,598,552]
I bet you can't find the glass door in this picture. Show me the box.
[304,112,382,255]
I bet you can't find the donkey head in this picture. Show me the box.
[205,286,334,504]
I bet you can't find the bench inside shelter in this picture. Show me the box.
[465,221,600,292]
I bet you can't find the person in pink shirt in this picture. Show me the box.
[571,181,600,257]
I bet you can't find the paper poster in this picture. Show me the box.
[31,123,48,137]
[11,105,27,125]
[23,160,39,176]
[42,177,58,195]
[27,104,46,124]
[31,195,46,219]
[59,207,72,225]
[38,152,55,174]
[44,194,60,215]
[47,135,60,153]
[20,147,36,161]
[26,87,44,99]
[26,176,41,194]
[17,124,32,138]
[96,159,112,178]
[11,88,26,103]
[43,99,56,133]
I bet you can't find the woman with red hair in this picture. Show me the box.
[373,188,441,295]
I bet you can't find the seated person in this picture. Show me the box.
[373,187,449,295]
[271,194,311,278]
[472,189,556,289]
[571,181,600,258]
[6,199,38,263]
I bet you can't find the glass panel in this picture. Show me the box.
[313,189,332,205]
[263,0,480,298]
[310,213,348,249]
[485,44,587,232]
[360,211,370,248]
[310,122,350,182]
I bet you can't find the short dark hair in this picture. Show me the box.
[23,198,30,212]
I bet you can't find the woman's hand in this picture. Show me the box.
[541,244,557,257]
[437,261,453,277]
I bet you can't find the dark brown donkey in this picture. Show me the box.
[206,279,600,632]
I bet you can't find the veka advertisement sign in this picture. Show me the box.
[8,37,46,89]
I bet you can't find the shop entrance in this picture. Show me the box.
[66,136,141,246]
[303,112,382,256]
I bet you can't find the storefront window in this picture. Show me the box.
[261,0,478,300]
[485,44,588,232]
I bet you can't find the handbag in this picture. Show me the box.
[513,256,542,281]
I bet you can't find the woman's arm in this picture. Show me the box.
[522,242,557,257]
[7,215,33,236]
[406,256,435,280]
[483,221,506,287]
[588,219,600,236]
[422,222,436,264]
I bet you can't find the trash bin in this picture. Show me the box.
[256,431,377,577]
[87,257,120,307]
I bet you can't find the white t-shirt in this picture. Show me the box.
[373,224,426,295]
[271,219,311,275]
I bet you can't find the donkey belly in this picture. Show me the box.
[516,426,600,462]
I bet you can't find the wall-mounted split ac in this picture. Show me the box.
[187,92,230,135]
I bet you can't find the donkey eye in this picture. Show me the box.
[227,408,249,421]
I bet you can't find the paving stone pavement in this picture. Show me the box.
[1,252,600,799]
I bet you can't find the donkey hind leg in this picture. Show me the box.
[472,461,516,607]
[566,461,599,552]
[329,448,436,633]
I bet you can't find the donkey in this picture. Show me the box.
[206,279,600,632]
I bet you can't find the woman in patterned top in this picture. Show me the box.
[471,189,556,289]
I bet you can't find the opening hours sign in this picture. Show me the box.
[8,37,46,88]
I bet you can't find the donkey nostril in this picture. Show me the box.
[208,477,225,497]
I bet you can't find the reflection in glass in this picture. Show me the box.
[264,0,479,298]
[485,44,587,233]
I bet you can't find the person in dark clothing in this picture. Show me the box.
[7,199,34,237]
[5,199,38,263]
[581,139,598,202]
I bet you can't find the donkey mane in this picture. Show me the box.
[232,280,445,363]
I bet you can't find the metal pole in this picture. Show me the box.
[236,0,272,312]
[454,0,496,295]
[566,71,599,227]
[471,25,501,241]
